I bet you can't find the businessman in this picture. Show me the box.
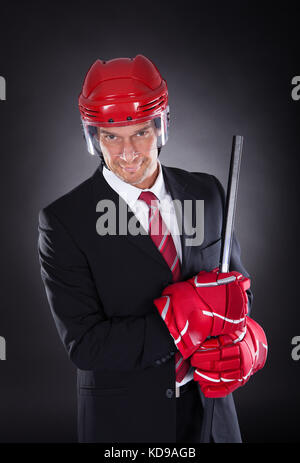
[38,54,267,443]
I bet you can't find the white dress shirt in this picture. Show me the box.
[102,160,182,262]
[102,160,194,387]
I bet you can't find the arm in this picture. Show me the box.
[188,177,264,398]
[153,173,252,359]
[37,208,175,372]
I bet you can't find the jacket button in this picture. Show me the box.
[166,388,174,399]
[155,359,161,366]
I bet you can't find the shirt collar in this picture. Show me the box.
[102,160,167,208]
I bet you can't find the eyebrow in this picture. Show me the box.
[99,123,152,136]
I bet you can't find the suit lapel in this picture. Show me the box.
[91,163,198,277]
[161,165,199,279]
[91,165,171,271]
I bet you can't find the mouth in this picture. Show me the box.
[120,162,142,173]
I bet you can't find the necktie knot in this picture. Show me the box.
[138,191,159,208]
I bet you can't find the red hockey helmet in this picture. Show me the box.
[78,55,169,156]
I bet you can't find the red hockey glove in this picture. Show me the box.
[153,267,250,359]
[190,316,268,398]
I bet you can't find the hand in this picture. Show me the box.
[153,267,250,359]
[190,316,268,398]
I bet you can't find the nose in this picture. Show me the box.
[119,139,140,162]
[119,151,140,162]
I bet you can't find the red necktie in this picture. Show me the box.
[138,191,190,382]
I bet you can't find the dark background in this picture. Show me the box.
[0,0,299,442]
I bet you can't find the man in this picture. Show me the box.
[38,55,267,443]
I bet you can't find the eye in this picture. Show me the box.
[105,134,117,141]
[136,130,148,137]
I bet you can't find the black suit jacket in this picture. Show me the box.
[37,163,253,443]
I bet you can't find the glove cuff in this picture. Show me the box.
[246,317,268,372]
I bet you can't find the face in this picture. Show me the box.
[98,120,160,189]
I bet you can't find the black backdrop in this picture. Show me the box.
[0,1,299,443]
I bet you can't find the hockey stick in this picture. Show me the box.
[200,135,244,443]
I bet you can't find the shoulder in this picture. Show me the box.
[38,169,97,227]
[162,164,225,200]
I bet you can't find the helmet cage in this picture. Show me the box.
[81,106,169,157]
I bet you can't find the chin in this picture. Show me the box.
[113,166,141,183]
[119,162,147,178]
[107,157,156,186]
[123,172,146,186]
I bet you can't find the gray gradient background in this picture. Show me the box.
[0,1,299,442]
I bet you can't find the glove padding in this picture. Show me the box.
[153,267,250,358]
[190,316,268,398]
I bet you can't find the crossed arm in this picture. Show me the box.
[38,208,176,372]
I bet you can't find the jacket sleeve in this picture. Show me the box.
[212,175,254,315]
[37,207,176,372]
